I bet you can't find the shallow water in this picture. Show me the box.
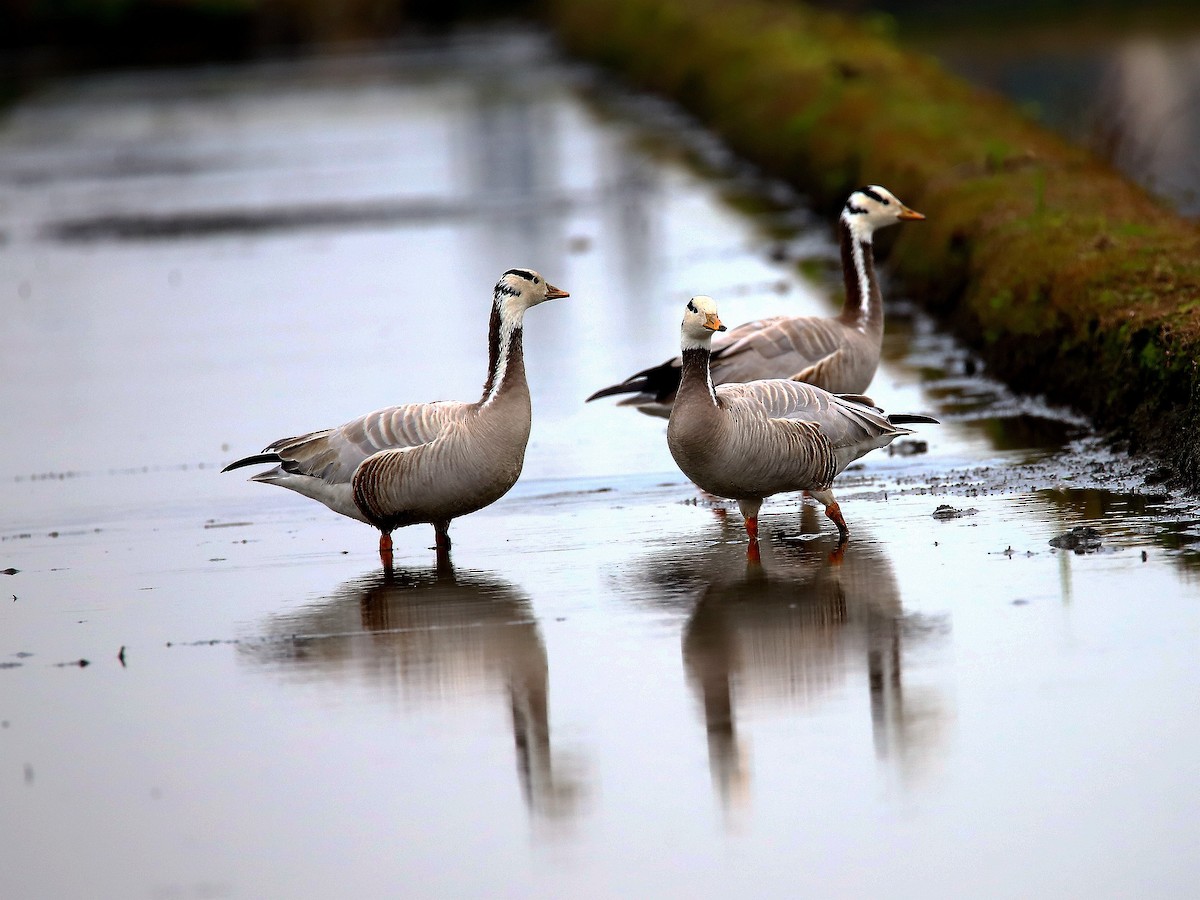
[2,30,1198,899]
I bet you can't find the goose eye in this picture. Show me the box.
[534,277,540,284]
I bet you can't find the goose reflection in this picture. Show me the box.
[241,565,583,820]
[649,505,949,817]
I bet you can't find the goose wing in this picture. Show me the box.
[231,401,471,485]
[719,380,903,459]
[708,315,852,387]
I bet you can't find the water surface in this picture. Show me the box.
[2,30,1198,899]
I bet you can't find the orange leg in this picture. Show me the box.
[379,531,394,577]
[825,501,849,539]
[811,489,849,540]
[744,515,762,563]
[736,499,765,561]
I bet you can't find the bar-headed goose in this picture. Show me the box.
[666,296,936,558]
[223,268,569,572]
[588,185,923,416]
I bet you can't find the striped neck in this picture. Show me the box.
[480,300,527,406]
[837,213,883,334]
[678,345,719,408]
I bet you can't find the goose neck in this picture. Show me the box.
[480,301,528,407]
[837,215,883,334]
[678,344,719,408]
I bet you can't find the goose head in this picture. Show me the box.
[493,267,569,319]
[842,185,924,239]
[680,295,728,349]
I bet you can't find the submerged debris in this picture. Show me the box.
[1143,465,1174,486]
[932,504,978,520]
[888,439,928,457]
[1049,526,1103,554]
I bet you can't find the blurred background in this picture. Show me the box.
[6,0,1200,212]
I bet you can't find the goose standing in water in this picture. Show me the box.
[666,296,936,559]
[587,186,923,416]
[223,268,568,573]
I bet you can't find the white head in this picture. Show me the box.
[493,268,569,320]
[841,185,924,239]
[680,295,728,349]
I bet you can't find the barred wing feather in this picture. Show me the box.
[709,316,851,386]
[262,401,470,485]
[718,380,905,455]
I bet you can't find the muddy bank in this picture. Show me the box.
[547,0,1200,488]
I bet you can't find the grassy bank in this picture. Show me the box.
[549,0,1200,486]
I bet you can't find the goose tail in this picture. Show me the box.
[886,413,940,426]
[221,452,283,473]
[586,378,652,402]
[585,359,682,404]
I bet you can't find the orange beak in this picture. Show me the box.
[704,314,727,332]
[898,205,925,221]
[545,283,569,300]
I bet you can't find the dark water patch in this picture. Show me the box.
[45,197,480,243]
[1156,523,1200,550]
[0,154,228,188]
[1037,486,1174,519]
[959,413,1090,452]
[887,438,928,457]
